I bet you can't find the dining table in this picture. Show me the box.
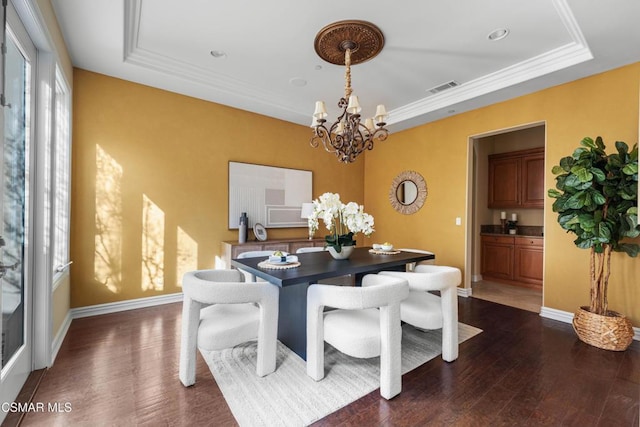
[231,247,435,360]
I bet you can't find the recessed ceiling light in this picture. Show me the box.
[289,77,307,87]
[315,65,322,70]
[210,50,227,58]
[487,28,509,41]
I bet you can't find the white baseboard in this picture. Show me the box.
[71,292,183,319]
[50,311,72,366]
[540,306,640,341]
[458,287,472,298]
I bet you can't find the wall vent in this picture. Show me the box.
[427,80,459,94]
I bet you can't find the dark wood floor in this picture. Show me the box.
[11,298,640,427]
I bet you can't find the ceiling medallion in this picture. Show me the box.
[310,20,389,164]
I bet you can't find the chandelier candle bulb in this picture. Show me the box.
[364,118,375,133]
[313,101,327,119]
[375,104,387,122]
[346,95,361,114]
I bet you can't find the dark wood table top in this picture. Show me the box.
[231,247,435,286]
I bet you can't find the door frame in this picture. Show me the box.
[464,121,546,292]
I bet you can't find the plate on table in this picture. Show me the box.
[268,255,298,265]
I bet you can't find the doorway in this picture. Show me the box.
[465,123,545,312]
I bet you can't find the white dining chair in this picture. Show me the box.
[379,264,460,362]
[295,246,327,254]
[306,274,409,399]
[236,250,274,282]
[179,269,279,386]
[398,248,435,271]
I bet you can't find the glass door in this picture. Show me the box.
[0,3,35,414]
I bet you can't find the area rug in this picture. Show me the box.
[200,323,482,427]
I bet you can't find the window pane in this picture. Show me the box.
[52,71,70,276]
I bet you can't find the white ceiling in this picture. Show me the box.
[51,0,640,132]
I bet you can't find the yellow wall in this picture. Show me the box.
[365,62,640,325]
[72,63,639,325]
[70,69,364,307]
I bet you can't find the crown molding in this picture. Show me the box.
[389,0,592,126]
[123,0,302,118]
[123,0,592,129]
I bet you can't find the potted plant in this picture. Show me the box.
[308,192,375,259]
[548,136,639,351]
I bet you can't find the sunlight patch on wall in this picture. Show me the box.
[176,227,198,288]
[141,194,165,291]
[94,145,123,293]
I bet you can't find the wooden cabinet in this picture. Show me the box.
[481,235,543,288]
[513,237,543,286]
[481,235,514,280]
[221,238,325,268]
[488,147,544,209]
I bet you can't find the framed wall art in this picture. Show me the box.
[228,162,313,229]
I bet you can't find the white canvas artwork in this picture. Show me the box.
[228,162,312,229]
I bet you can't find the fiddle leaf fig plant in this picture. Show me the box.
[548,136,639,315]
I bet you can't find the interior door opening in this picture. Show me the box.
[466,123,545,313]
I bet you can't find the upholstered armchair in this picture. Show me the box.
[379,264,460,362]
[179,269,279,386]
[236,250,274,282]
[306,274,409,399]
[397,248,435,271]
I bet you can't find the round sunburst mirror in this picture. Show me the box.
[389,170,427,215]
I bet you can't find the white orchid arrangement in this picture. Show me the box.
[308,192,375,252]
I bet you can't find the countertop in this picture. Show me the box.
[480,224,543,238]
[480,232,544,238]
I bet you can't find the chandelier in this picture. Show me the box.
[310,20,389,163]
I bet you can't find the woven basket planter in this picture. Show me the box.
[572,306,634,351]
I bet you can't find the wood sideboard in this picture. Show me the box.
[221,238,325,268]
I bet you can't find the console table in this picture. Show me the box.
[221,238,325,268]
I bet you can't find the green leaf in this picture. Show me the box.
[564,174,592,190]
[597,222,611,241]
[581,137,596,148]
[590,191,606,206]
[590,168,606,183]
[565,191,587,209]
[573,147,588,159]
[548,189,562,198]
[570,166,593,182]
[577,213,596,229]
[615,140,629,156]
[559,156,574,171]
[617,243,639,257]
[551,165,566,175]
[622,162,638,175]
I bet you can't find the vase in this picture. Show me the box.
[572,306,633,351]
[328,245,354,260]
